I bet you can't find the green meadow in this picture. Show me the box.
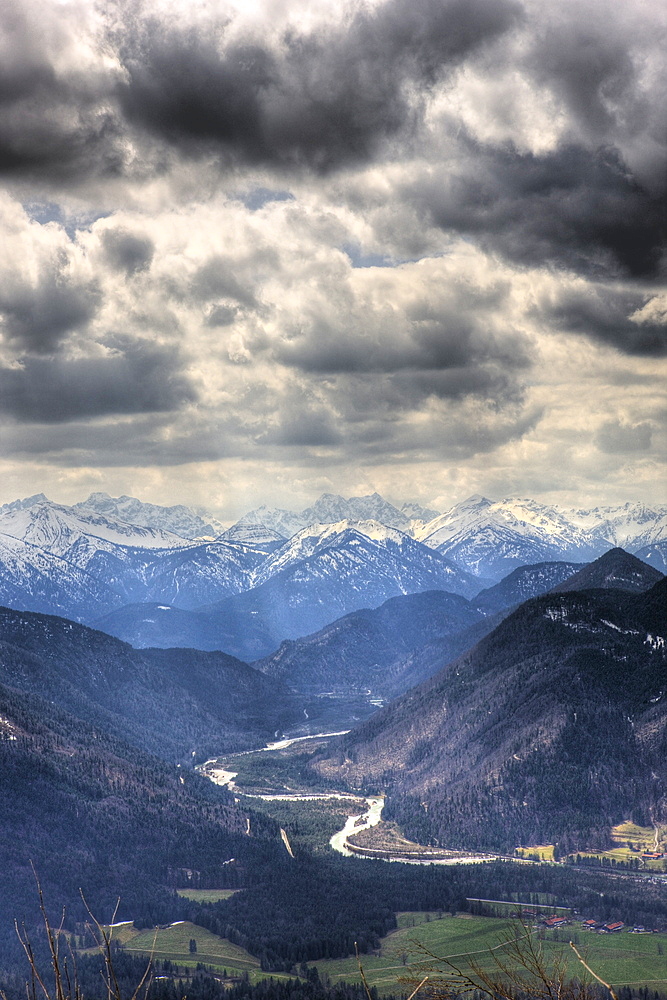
[118,920,260,975]
[310,914,667,993]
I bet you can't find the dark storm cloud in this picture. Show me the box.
[117,0,521,172]
[0,0,663,286]
[410,141,666,280]
[102,228,155,275]
[1,413,234,466]
[0,339,195,422]
[0,257,99,353]
[530,18,637,142]
[275,280,531,392]
[257,407,342,447]
[0,0,520,181]
[0,4,127,181]
[542,285,667,355]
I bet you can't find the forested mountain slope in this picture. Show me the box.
[0,607,303,761]
[0,681,282,960]
[550,547,663,593]
[474,560,583,612]
[254,590,484,696]
[315,571,667,854]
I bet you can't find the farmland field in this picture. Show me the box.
[119,920,260,974]
[311,914,667,993]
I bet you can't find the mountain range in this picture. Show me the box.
[0,490,664,658]
[0,536,665,973]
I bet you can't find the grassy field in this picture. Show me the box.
[118,920,260,974]
[311,914,667,993]
[570,823,667,871]
[514,824,667,871]
[176,889,239,903]
[515,845,555,861]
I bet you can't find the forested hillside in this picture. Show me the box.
[315,570,667,853]
[0,606,307,760]
[0,681,283,965]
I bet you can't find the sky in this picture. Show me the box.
[0,0,665,519]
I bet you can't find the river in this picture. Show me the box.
[200,732,499,865]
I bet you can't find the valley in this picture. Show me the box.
[199,730,667,872]
[0,488,665,1000]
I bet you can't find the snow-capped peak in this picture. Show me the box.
[300,493,411,530]
[75,492,225,539]
[0,500,190,555]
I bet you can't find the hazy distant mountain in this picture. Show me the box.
[223,492,438,541]
[218,521,287,546]
[301,492,411,530]
[133,539,273,609]
[414,495,603,578]
[2,490,665,643]
[0,530,125,621]
[0,492,50,514]
[255,590,483,697]
[75,491,226,538]
[315,559,667,854]
[224,505,308,540]
[198,522,482,654]
[250,520,479,594]
[400,501,441,522]
[0,500,276,619]
[551,547,663,594]
[0,498,189,552]
[563,502,667,548]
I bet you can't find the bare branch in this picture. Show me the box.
[355,942,375,1000]
[569,941,618,1000]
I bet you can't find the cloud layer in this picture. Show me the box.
[0,0,664,512]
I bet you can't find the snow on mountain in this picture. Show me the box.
[224,493,416,541]
[595,506,666,549]
[414,495,604,579]
[0,500,191,554]
[300,492,411,529]
[633,541,667,573]
[219,519,292,546]
[0,493,49,514]
[2,488,665,636]
[75,492,226,539]
[400,501,441,522]
[0,501,274,620]
[250,519,481,597]
[0,530,123,620]
[137,540,271,609]
[562,501,667,539]
[228,505,308,539]
[191,522,483,656]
